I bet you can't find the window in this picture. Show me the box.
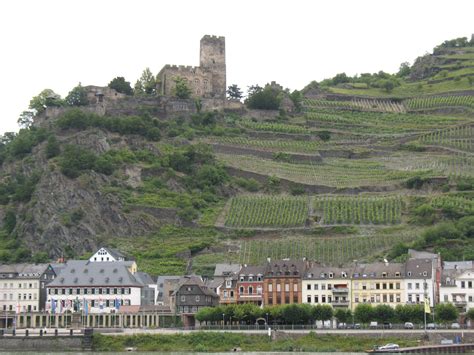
[408,294,412,303]
[249,286,253,294]
[389,294,394,303]
[389,283,393,290]
[382,283,387,290]
[354,296,359,303]
[469,281,473,289]
[327,284,332,290]
[294,284,298,292]
[284,284,289,292]
[307,295,311,303]
[322,295,326,303]
[307,284,311,290]
[248,276,253,282]
[461,281,466,288]
[239,287,244,294]
[268,284,273,292]
[408,283,412,290]
[376,283,380,290]
[383,294,387,302]
[195,295,200,302]
[276,284,281,292]
[321,284,326,290]
[314,284,318,290]
[181,295,186,302]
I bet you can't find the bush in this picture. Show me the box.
[65,84,88,106]
[235,177,261,192]
[405,176,428,189]
[45,136,60,158]
[59,145,98,178]
[108,77,133,95]
[422,222,461,244]
[246,86,281,110]
[2,210,16,234]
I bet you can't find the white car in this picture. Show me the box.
[378,343,400,350]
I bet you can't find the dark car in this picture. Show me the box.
[383,322,392,329]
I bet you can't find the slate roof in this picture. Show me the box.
[0,263,51,278]
[265,259,307,277]
[405,259,432,279]
[408,249,438,260]
[134,271,155,285]
[239,265,266,276]
[444,261,473,270]
[213,263,241,277]
[304,266,352,280]
[352,262,404,279]
[47,260,143,288]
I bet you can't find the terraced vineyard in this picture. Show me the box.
[380,153,474,177]
[224,195,309,228]
[313,195,403,225]
[238,120,309,134]
[430,194,474,215]
[405,95,474,111]
[217,153,419,188]
[239,230,417,265]
[303,98,405,113]
[207,136,321,153]
[418,124,474,153]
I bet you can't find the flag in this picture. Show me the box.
[51,299,56,314]
[83,298,89,316]
[115,298,120,310]
[15,303,20,314]
[99,298,104,312]
[424,297,431,314]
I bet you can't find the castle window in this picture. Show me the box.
[203,79,209,90]
[194,79,200,85]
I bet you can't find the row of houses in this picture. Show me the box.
[1,248,474,327]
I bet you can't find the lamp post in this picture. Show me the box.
[222,313,225,329]
[266,312,269,328]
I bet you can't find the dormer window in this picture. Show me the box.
[423,271,427,277]
[382,272,387,278]
[407,272,412,277]
[329,273,334,279]
[240,276,244,282]
[395,272,400,277]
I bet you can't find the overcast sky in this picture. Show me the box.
[0,0,473,134]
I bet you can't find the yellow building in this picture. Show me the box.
[350,263,405,311]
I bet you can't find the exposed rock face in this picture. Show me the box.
[409,54,440,81]
[3,128,167,258]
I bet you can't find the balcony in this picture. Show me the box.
[332,287,349,294]
[331,300,350,307]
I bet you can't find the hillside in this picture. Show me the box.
[0,36,473,277]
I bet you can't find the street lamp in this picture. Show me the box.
[222,313,225,329]
[266,312,269,326]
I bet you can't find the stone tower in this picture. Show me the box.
[200,35,226,99]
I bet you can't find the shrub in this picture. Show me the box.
[45,136,60,158]
[59,145,97,178]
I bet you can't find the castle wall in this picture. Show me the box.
[157,66,214,98]
[157,35,226,99]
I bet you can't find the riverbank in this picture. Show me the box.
[92,332,422,352]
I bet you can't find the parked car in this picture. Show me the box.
[404,322,414,329]
[337,322,347,329]
[369,321,378,329]
[427,323,437,329]
[451,322,461,329]
[378,343,400,350]
[347,323,361,329]
[383,322,392,329]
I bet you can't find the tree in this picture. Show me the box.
[65,83,88,106]
[45,136,60,159]
[29,89,64,113]
[467,308,474,323]
[173,77,192,99]
[245,85,281,110]
[379,79,396,93]
[354,304,374,324]
[134,67,157,95]
[313,304,333,323]
[3,209,16,234]
[108,76,133,95]
[17,110,35,129]
[435,303,458,324]
[289,90,303,112]
[334,308,352,324]
[457,216,474,238]
[226,84,243,100]
[397,62,411,77]
[373,304,395,323]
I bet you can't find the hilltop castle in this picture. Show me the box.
[156,35,226,99]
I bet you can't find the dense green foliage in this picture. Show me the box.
[245,85,281,110]
[108,76,133,95]
[65,84,88,106]
[93,332,419,352]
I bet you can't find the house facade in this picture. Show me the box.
[440,262,474,313]
[350,263,405,310]
[236,265,264,306]
[263,260,307,306]
[302,266,352,309]
[46,260,149,313]
[0,264,56,313]
[404,258,435,307]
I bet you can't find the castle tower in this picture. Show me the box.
[200,35,226,99]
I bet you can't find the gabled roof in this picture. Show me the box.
[47,260,143,288]
[0,263,51,278]
[405,259,432,279]
[444,261,473,270]
[265,259,307,276]
[352,263,404,279]
[214,263,241,277]
[239,265,266,276]
[304,266,352,280]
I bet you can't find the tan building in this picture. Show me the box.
[263,260,307,306]
[350,263,405,310]
[157,35,226,99]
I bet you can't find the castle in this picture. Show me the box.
[156,35,226,99]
